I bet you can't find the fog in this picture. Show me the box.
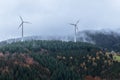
[0,0,120,41]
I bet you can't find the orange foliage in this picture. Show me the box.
[0,52,4,57]
[85,76,102,80]
[85,76,94,80]
[25,57,34,65]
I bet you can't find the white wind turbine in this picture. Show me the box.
[18,16,31,41]
[69,20,79,42]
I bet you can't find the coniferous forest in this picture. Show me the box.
[0,40,119,80]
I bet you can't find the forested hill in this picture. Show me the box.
[0,40,119,80]
[1,30,120,52]
[0,40,99,54]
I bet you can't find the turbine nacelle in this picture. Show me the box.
[18,16,31,29]
[69,20,79,29]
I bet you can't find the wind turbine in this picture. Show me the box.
[69,20,79,42]
[18,16,31,41]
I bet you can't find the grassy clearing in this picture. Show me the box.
[113,55,120,62]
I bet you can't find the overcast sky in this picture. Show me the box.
[0,0,120,41]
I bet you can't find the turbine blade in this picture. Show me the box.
[76,26,79,30]
[18,23,22,29]
[69,23,75,26]
[24,21,32,24]
[19,16,23,21]
[76,20,79,25]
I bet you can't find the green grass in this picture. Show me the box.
[113,55,120,62]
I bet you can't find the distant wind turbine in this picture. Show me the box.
[18,16,31,41]
[69,20,79,42]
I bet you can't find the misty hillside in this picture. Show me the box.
[77,30,120,51]
[1,30,120,52]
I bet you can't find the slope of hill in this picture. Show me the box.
[77,30,120,51]
[0,40,119,80]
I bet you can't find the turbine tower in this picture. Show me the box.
[18,16,31,41]
[70,20,79,42]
